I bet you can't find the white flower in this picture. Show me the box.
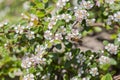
[89,67,99,76]
[105,0,115,4]
[61,14,72,22]
[82,77,90,80]
[113,11,120,22]
[23,1,30,10]
[75,9,89,22]
[30,55,41,64]
[54,33,63,40]
[78,67,84,77]
[117,33,120,41]
[14,24,25,34]
[70,77,79,80]
[21,57,32,68]
[41,73,50,80]
[65,52,72,60]
[56,0,69,8]
[86,18,96,26]
[99,56,111,65]
[25,31,35,40]
[35,45,46,55]
[76,53,86,64]
[59,26,66,35]
[30,14,38,21]
[0,20,8,28]
[21,13,29,19]
[105,43,118,55]
[48,21,56,29]
[23,74,34,80]
[80,1,94,9]
[44,30,53,40]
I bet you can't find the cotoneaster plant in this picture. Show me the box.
[0,0,120,80]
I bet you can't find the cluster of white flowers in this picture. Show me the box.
[113,11,120,22]
[76,53,86,64]
[117,33,120,41]
[21,55,46,68]
[105,43,118,55]
[99,56,111,65]
[65,52,72,60]
[106,11,120,25]
[21,57,32,69]
[35,45,47,55]
[105,0,115,4]
[14,24,25,34]
[78,67,84,77]
[23,73,34,80]
[56,0,69,8]
[86,18,96,26]
[21,45,47,68]
[80,0,94,9]
[89,67,99,76]
[23,1,30,10]
[106,15,114,25]
[0,20,8,28]
[44,30,53,40]
[82,77,90,80]
[25,30,35,40]
[75,9,89,22]
[70,77,79,80]
[21,13,38,29]
[54,33,63,40]
[41,73,50,80]
[47,14,72,30]
[65,28,81,42]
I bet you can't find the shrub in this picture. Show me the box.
[0,0,120,80]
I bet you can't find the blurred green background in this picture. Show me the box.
[0,0,29,24]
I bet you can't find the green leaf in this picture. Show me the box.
[36,3,45,9]
[101,73,112,80]
[36,11,45,17]
[103,40,109,46]
[110,58,117,65]
[43,0,48,3]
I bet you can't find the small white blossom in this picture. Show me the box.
[82,77,90,80]
[61,14,72,22]
[23,73,34,80]
[23,1,30,10]
[86,18,96,26]
[14,24,25,34]
[99,56,111,65]
[80,1,94,9]
[25,31,35,40]
[89,67,99,76]
[105,43,118,55]
[30,14,38,21]
[75,9,89,22]
[41,73,50,80]
[65,52,72,60]
[54,33,63,40]
[21,13,29,19]
[76,53,86,64]
[21,57,32,68]
[113,11,120,22]
[0,20,8,27]
[105,0,115,4]
[70,77,79,80]
[44,30,53,40]
[78,67,84,77]
[56,0,69,8]
[117,33,120,41]
[35,45,46,55]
